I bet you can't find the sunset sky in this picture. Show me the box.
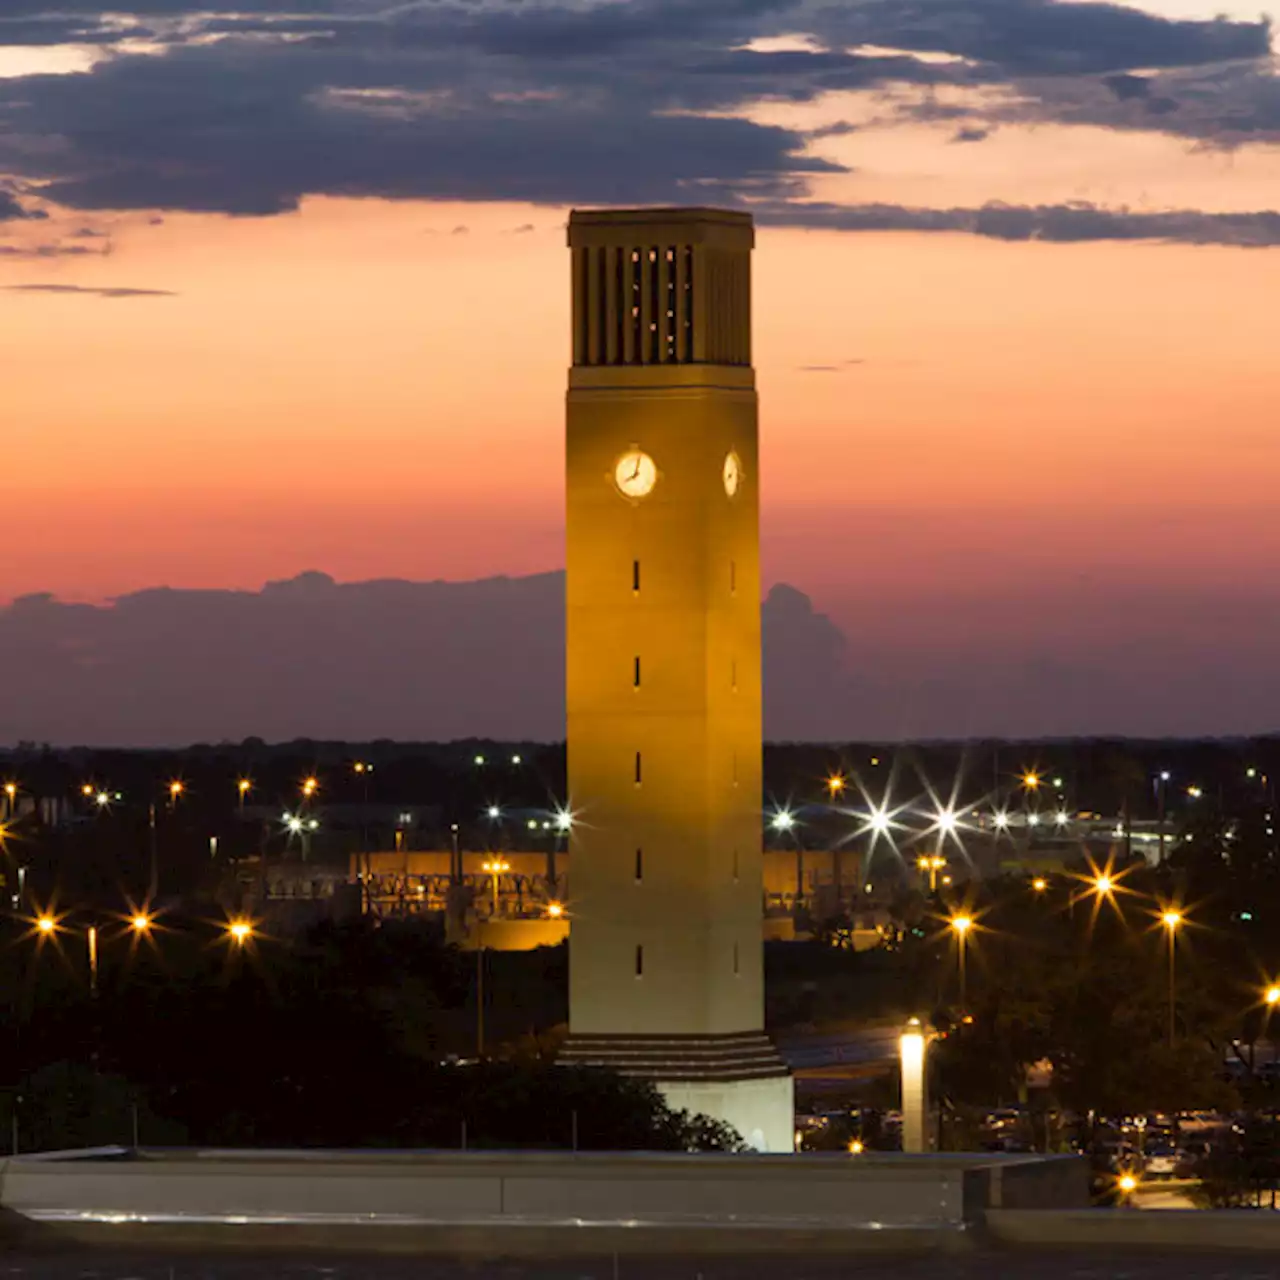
[4,0,1280,738]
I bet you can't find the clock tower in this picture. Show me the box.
[558,208,793,1152]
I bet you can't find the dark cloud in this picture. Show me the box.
[3,283,176,297]
[0,243,109,257]
[950,126,991,143]
[0,0,1268,224]
[0,185,47,222]
[807,0,1270,76]
[1104,73,1151,101]
[757,199,1280,247]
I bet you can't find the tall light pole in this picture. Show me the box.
[1156,771,1170,865]
[770,809,798,912]
[482,857,510,916]
[917,854,945,894]
[950,915,973,1011]
[1161,909,1182,1049]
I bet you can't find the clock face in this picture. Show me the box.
[614,449,657,499]
[722,450,743,497]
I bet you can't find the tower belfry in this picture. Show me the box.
[558,208,792,1151]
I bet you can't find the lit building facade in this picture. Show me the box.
[557,208,793,1151]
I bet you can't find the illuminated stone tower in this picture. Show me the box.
[558,208,793,1152]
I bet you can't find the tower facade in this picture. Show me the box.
[558,208,792,1152]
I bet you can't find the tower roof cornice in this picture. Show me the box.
[568,207,753,250]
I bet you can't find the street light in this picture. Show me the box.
[35,914,56,936]
[486,805,501,820]
[916,854,946,893]
[226,919,254,946]
[1160,908,1183,1049]
[130,913,152,934]
[826,774,846,800]
[482,857,510,915]
[770,808,795,832]
[1032,877,1048,893]
[1022,772,1040,791]
[1267,985,1280,1008]
[301,776,318,800]
[950,915,973,1010]
[546,901,565,919]
[168,780,184,802]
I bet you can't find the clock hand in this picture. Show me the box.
[630,459,642,480]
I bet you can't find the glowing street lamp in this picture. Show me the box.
[226,919,254,946]
[1032,877,1048,893]
[546,901,564,919]
[1022,772,1040,791]
[35,914,56,936]
[1160,908,1183,1048]
[301,776,318,800]
[237,778,252,811]
[916,854,946,893]
[486,805,502,820]
[482,857,510,915]
[992,810,1011,831]
[95,791,110,809]
[130,913,152,934]
[553,808,574,834]
[1267,985,1280,1009]
[826,774,846,800]
[770,808,795,833]
[950,915,973,1010]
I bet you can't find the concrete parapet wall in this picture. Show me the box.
[987,1207,1280,1252]
[0,1149,1087,1256]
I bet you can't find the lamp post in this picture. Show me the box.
[1156,771,1170,865]
[482,857,510,916]
[917,854,946,894]
[949,915,973,1011]
[899,1017,928,1154]
[1160,909,1182,1049]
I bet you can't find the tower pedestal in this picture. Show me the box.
[657,1075,795,1154]
[559,1030,793,1152]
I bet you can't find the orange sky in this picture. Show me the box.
[4,185,1280,628]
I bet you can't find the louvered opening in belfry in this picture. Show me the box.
[571,233,749,368]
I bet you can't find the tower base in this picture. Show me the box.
[559,1031,794,1154]
[657,1073,795,1154]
